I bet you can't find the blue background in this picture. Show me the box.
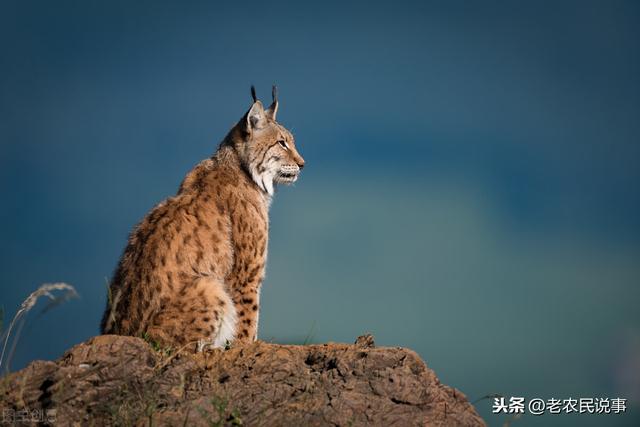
[1,1,639,425]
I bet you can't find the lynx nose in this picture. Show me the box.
[297,159,305,170]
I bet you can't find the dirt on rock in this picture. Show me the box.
[0,334,485,426]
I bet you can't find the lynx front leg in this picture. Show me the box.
[232,286,260,343]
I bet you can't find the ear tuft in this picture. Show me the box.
[266,84,279,121]
[250,85,257,103]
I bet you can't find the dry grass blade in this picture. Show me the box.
[0,282,78,373]
[154,340,201,371]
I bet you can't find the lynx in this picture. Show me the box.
[101,86,305,349]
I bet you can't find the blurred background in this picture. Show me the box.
[1,1,638,425]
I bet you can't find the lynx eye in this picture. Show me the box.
[278,140,288,150]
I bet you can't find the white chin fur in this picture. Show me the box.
[275,175,297,185]
[251,167,298,196]
[251,169,276,196]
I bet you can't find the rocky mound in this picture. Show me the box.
[0,334,485,426]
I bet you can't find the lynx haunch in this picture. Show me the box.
[101,86,305,349]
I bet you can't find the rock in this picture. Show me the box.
[353,334,375,348]
[0,335,485,426]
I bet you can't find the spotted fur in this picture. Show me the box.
[101,87,305,349]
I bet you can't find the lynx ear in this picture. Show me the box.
[246,101,267,130]
[265,85,278,121]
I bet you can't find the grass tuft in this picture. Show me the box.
[197,396,242,426]
[302,320,317,345]
[0,282,78,373]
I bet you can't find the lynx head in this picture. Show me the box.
[234,86,305,196]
